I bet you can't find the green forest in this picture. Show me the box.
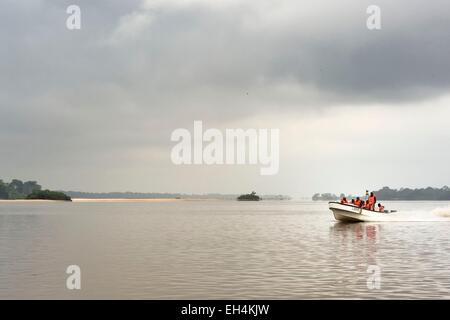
[0,179,42,199]
[313,186,450,201]
[0,179,71,201]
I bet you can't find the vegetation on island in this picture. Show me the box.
[0,179,71,201]
[312,186,450,201]
[237,191,261,201]
[27,190,72,201]
[0,179,41,199]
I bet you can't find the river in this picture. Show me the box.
[1,200,449,299]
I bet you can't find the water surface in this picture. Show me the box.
[1,200,449,299]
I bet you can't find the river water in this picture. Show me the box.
[1,200,450,299]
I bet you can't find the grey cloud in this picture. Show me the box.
[1,0,450,192]
[3,0,449,116]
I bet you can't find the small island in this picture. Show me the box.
[27,190,72,201]
[0,179,71,201]
[237,191,261,201]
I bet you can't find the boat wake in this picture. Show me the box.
[431,205,450,218]
[370,207,450,222]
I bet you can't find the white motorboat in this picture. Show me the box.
[329,201,396,222]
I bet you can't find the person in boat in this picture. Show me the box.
[377,203,385,213]
[354,197,362,207]
[351,199,355,205]
[340,197,348,204]
[364,200,372,210]
[368,192,377,210]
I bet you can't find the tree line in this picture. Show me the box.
[0,179,71,201]
[312,186,450,201]
[0,179,42,199]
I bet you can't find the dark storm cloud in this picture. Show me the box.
[97,0,450,105]
[2,0,449,112]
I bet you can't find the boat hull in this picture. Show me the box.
[329,202,387,222]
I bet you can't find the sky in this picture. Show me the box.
[1,0,450,197]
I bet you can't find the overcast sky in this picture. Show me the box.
[1,0,450,197]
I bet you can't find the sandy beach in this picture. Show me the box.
[72,198,182,203]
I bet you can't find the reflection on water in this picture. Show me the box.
[331,222,381,242]
[330,223,381,277]
[1,200,450,299]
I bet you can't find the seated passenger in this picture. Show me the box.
[354,197,362,207]
[364,200,371,210]
[351,199,355,205]
[377,203,385,213]
[340,197,348,204]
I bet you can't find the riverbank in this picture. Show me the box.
[0,199,64,203]
[0,198,183,203]
[72,198,182,203]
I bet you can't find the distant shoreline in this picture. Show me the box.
[0,198,292,203]
[0,199,70,203]
[72,198,182,202]
[63,191,291,201]
[0,198,183,203]
[312,186,450,201]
